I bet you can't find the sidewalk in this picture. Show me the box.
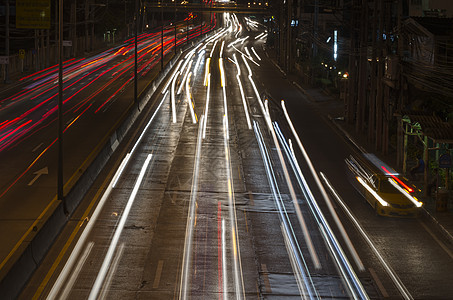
[282,62,453,244]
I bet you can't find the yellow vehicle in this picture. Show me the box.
[345,153,423,217]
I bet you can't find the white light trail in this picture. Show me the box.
[251,47,261,61]
[357,177,389,207]
[47,92,167,299]
[220,41,225,58]
[210,40,219,58]
[112,153,131,188]
[59,242,94,299]
[194,50,205,73]
[320,173,413,300]
[233,54,251,130]
[388,178,423,207]
[262,105,321,269]
[171,71,179,123]
[89,154,152,300]
[185,73,197,124]
[222,218,227,300]
[280,101,369,298]
[179,115,205,300]
[219,58,229,139]
[203,74,211,139]
[177,60,193,95]
[204,58,211,86]
[253,121,318,298]
[255,32,265,40]
[223,115,244,299]
[162,60,183,94]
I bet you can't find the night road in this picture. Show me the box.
[7,13,453,300]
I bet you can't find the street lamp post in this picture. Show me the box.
[58,0,67,214]
[161,2,164,71]
[134,0,139,110]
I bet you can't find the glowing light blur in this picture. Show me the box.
[357,177,389,207]
[388,178,423,207]
[185,73,197,124]
[89,154,152,300]
[320,173,413,300]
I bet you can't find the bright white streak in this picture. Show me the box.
[162,60,183,94]
[89,154,152,300]
[263,104,321,269]
[281,223,310,299]
[194,50,205,73]
[177,60,193,94]
[202,74,211,139]
[222,218,227,300]
[357,177,389,207]
[47,93,166,299]
[255,32,265,39]
[186,73,197,124]
[244,47,252,59]
[282,100,371,272]
[233,54,251,130]
[260,33,268,40]
[241,55,252,76]
[210,40,218,58]
[204,58,211,86]
[98,243,125,300]
[112,153,131,188]
[320,173,413,300]
[219,58,229,139]
[388,179,423,207]
[220,41,225,58]
[253,122,317,298]
[171,71,179,123]
[179,115,205,300]
[59,242,94,299]
[251,47,262,61]
[223,115,244,299]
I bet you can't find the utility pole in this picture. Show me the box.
[286,0,291,73]
[58,0,67,215]
[376,0,384,151]
[161,5,164,71]
[4,0,9,83]
[135,0,139,109]
[368,0,378,143]
[356,0,368,133]
[174,0,177,55]
[313,0,318,58]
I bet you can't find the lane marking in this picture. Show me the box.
[28,167,48,186]
[32,142,43,152]
[261,264,272,293]
[419,221,453,260]
[152,260,165,289]
[248,191,254,206]
[369,268,389,298]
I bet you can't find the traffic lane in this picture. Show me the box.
[275,87,453,298]
[224,41,373,297]
[0,44,179,279]
[253,46,453,298]
[17,57,186,298]
[36,78,189,299]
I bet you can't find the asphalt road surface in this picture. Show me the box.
[0,16,215,279]
[19,14,453,299]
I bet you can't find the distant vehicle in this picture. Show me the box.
[345,153,423,217]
